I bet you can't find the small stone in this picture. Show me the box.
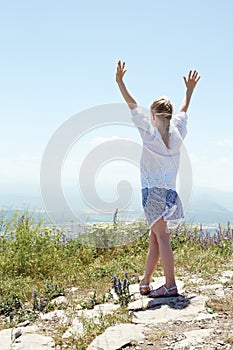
[67,287,79,293]
[50,296,68,305]
[77,302,120,320]
[13,329,22,341]
[93,303,120,314]
[222,270,233,278]
[40,309,67,321]
[16,320,30,327]
[40,309,68,326]
[62,318,84,339]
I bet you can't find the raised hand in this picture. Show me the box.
[183,70,201,90]
[116,60,127,83]
[179,70,201,113]
[115,60,137,109]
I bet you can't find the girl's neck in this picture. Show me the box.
[154,119,167,138]
[157,125,167,138]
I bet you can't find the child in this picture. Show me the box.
[116,60,200,297]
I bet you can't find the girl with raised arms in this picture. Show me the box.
[116,61,200,297]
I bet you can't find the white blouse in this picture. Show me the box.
[131,107,188,191]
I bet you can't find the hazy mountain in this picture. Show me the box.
[185,199,233,225]
[1,187,233,225]
[190,187,233,212]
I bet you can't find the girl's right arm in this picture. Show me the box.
[116,61,154,141]
[116,60,137,110]
[179,70,200,113]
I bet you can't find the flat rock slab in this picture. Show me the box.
[174,328,213,348]
[128,294,188,311]
[218,270,233,283]
[132,295,216,324]
[77,303,120,320]
[50,296,68,306]
[198,283,225,297]
[40,309,67,322]
[0,326,40,350]
[0,328,15,350]
[12,333,55,350]
[87,323,144,350]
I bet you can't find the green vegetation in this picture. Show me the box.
[0,211,232,348]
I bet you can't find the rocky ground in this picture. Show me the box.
[0,270,233,350]
[88,271,233,350]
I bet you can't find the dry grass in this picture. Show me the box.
[207,284,233,319]
[146,331,168,342]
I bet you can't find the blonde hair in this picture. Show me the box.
[150,96,173,148]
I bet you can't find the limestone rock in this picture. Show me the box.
[87,323,144,350]
[62,317,84,339]
[131,295,215,324]
[50,296,68,306]
[40,309,68,325]
[66,287,79,293]
[93,303,120,314]
[219,270,233,283]
[128,294,186,311]
[174,328,213,348]
[17,325,39,334]
[198,283,225,297]
[0,325,39,349]
[186,276,205,285]
[0,328,14,350]
[12,333,55,349]
[75,304,83,310]
[0,328,54,350]
[77,303,120,319]
[223,270,233,278]
[16,321,30,327]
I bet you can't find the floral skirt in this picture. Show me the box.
[141,186,184,228]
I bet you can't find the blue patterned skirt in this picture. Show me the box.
[142,186,184,228]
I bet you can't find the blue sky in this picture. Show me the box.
[1,0,233,213]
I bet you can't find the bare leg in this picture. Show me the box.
[151,218,177,293]
[140,230,160,287]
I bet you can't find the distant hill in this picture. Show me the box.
[185,199,233,225]
[1,189,233,226]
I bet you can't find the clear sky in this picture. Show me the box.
[1,0,233,212]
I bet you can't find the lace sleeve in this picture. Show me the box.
[131,107,156,142]
[173,112,188,139]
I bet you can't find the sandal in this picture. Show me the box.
[139,284,151,296]
[148,284,179,298]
